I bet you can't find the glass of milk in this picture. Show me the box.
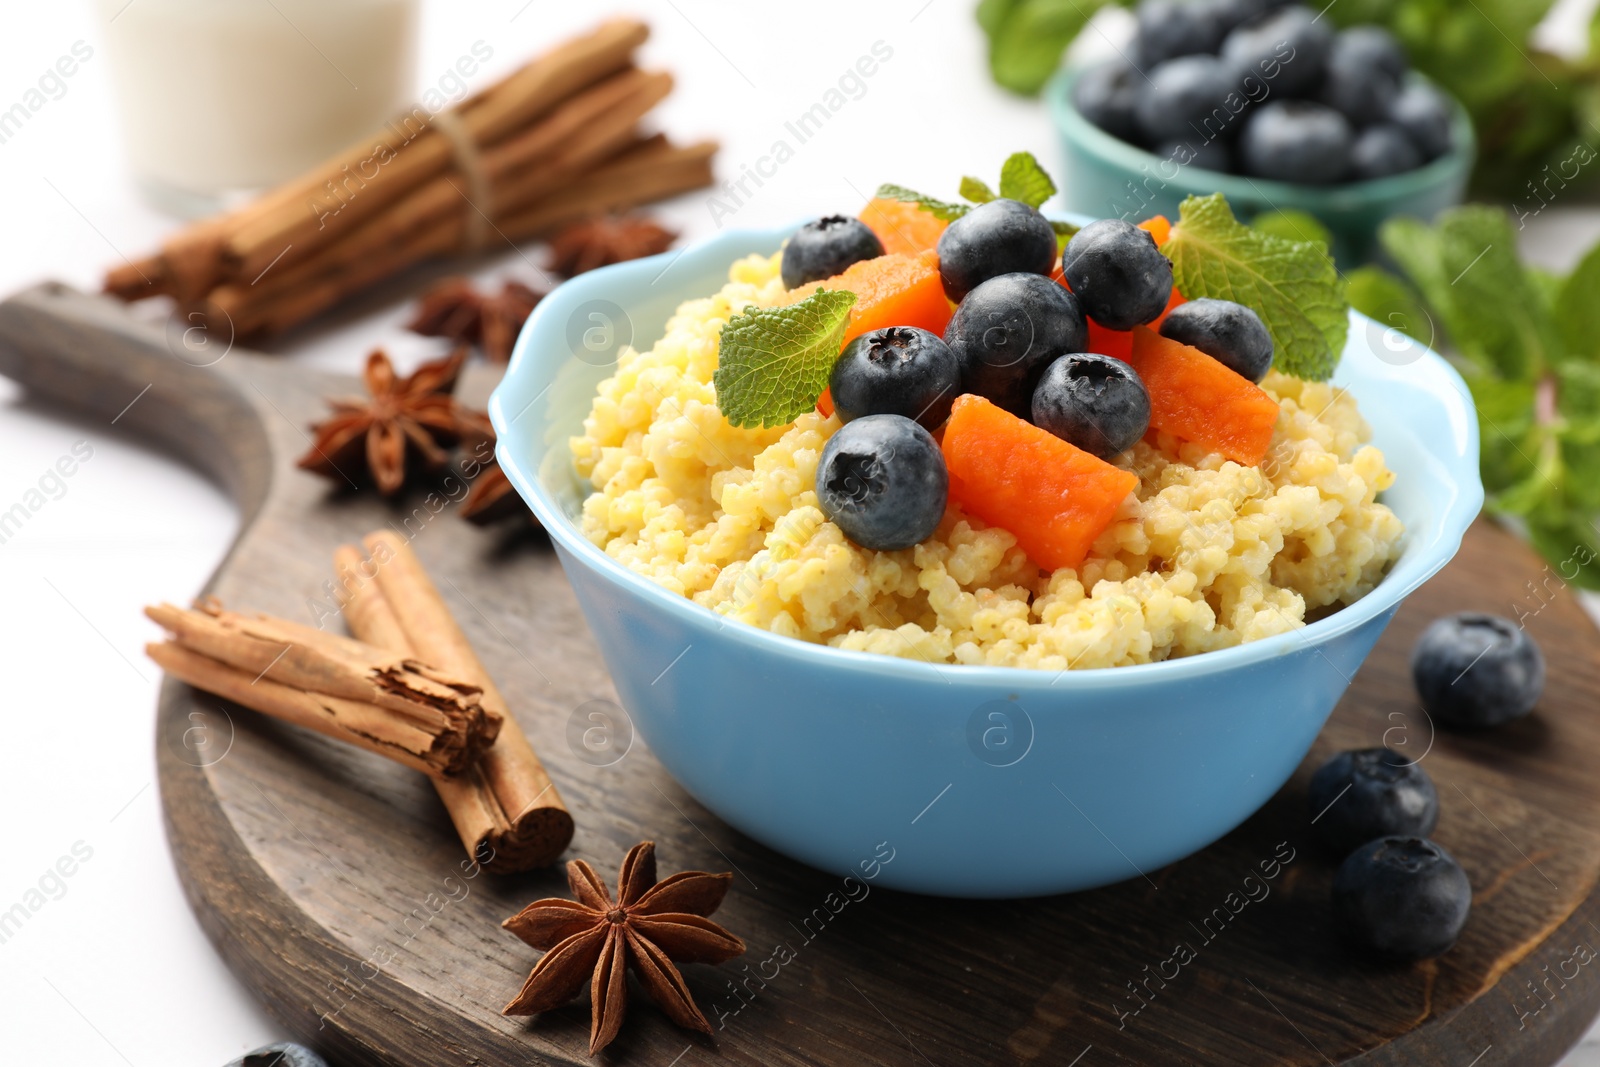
[96,0,418,217]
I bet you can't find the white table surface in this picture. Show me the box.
[1,2,1597,1065]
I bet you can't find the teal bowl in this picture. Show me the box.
[1047,67,1475,266]
[489,223,1483,898]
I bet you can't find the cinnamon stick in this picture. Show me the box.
[145,601,500,777]
[335,535,573,871]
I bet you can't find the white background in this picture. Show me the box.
[1,2,1598,1065]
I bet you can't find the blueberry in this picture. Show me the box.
[1161,137,1233,173]
[1333,837,1471,960]
[228,1043,330,1067]
[1134,0,1226,68]
[1351,123,1423,180]
[1220,5,1333,99]
[1331,25,1407,83]
[1060,220,1174,331]
[816,415,948,551]
[1411,612,1545,729]
[1238,100,1352,183]
[943,272,1089,417]
[936,198,1058,303]
[1389,82,1454,161]
[781,215,883,289]
[1074,60,1146,144]
[1032,354,1152,459]
[1158,298,1274,381]
[1308,748,1439,857]
[830,326,960,431]
[1136,56,1238,146]
[1316,45,1400,127]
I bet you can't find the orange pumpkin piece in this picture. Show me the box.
[788,249,953,344]
[860,197,949,256]
[1138,214,1171,246]
[941,394,1140,572]
[1126,327,1280,466]
[816,387,834,418]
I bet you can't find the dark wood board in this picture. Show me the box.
[4,280,1600,1067]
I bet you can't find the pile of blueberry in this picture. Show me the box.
[1073,1,1455,183]
[784,201,1273,552]
[1311,613,1545,961]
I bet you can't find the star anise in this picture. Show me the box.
[547,214,677,277]
[460,459,538,526]
[406,278,545,363]
[297,347,482,495]
[502,841,744,1054]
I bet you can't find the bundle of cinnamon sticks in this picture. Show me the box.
[146,532,574,873]
[105,18,715,339]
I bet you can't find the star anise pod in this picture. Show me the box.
[460,459,538,526]
[502,841,744,1054]
[407,278,545,363]
[547,214,677,277]
[297,347,481,495]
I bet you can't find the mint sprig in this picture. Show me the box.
[874,183,969,222]
[998,151,1056,208]
[713,289,856,429]
[1164,193,1348,381]
[881,152,1074,245]
[1347,203,1600,589]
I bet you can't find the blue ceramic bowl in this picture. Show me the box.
[1047,66,1475,267]
[490,223,1483,898]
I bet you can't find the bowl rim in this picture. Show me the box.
[490,223,1484,691]
[1044,64,1477,208]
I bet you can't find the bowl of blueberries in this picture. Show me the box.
[1047,0,1475,265]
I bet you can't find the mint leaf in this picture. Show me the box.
[998,151,1056,208]
[1050,218,1079,252]
[984,0,1111,95]
[1433,206,1553,381]
[714,290,856,429]
[1164,193,1348,381]
[1252,209,1331,251]
[1555,240,1600,362]
[959,176,996,203]
[874,183,969,222]
[1526,509,1600,591]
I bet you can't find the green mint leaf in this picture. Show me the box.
[1383,207,1553,382]
[1164,193,1348,381]
[1462,372,1537,495]
[713,289,857,429]
[1559,360,1600,420]
[1051,218,1080,253]
[1559,418,1600,511]
[1554,239,1600,362]
[1525,508,1600,591]
[959,176,997,203]
[985,0,1110,95]
[976,0,1023,35]
[874,183,969,222]
[1252,209,1331,252]
[997,151,1056,208]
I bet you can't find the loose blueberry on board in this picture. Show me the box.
[1412,612,1546,729]
[1351,124,1424,181]
[1060,220,1174,331]
[781,215,885,289]
[1389,82,1454,161]
[1238,101,1353,184]
[943,272,1089,417]
[1135,0,1227,69]
[936,198,1058,302]
[1158,298,1275,382]
[227,1043,330,1067]
[1219,5,1334,99]
[1307,748,1439,857]
[1031,354,1152,459]
[1333,837,1472,960]
[1162,137,1233,173]
[816,414,949,552]
[830,326,961,431]
[1136,56,1238,145]
[1316,43,1400,127]
[1074,61,1147,144]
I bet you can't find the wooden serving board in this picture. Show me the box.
[5,281,1600,1067]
